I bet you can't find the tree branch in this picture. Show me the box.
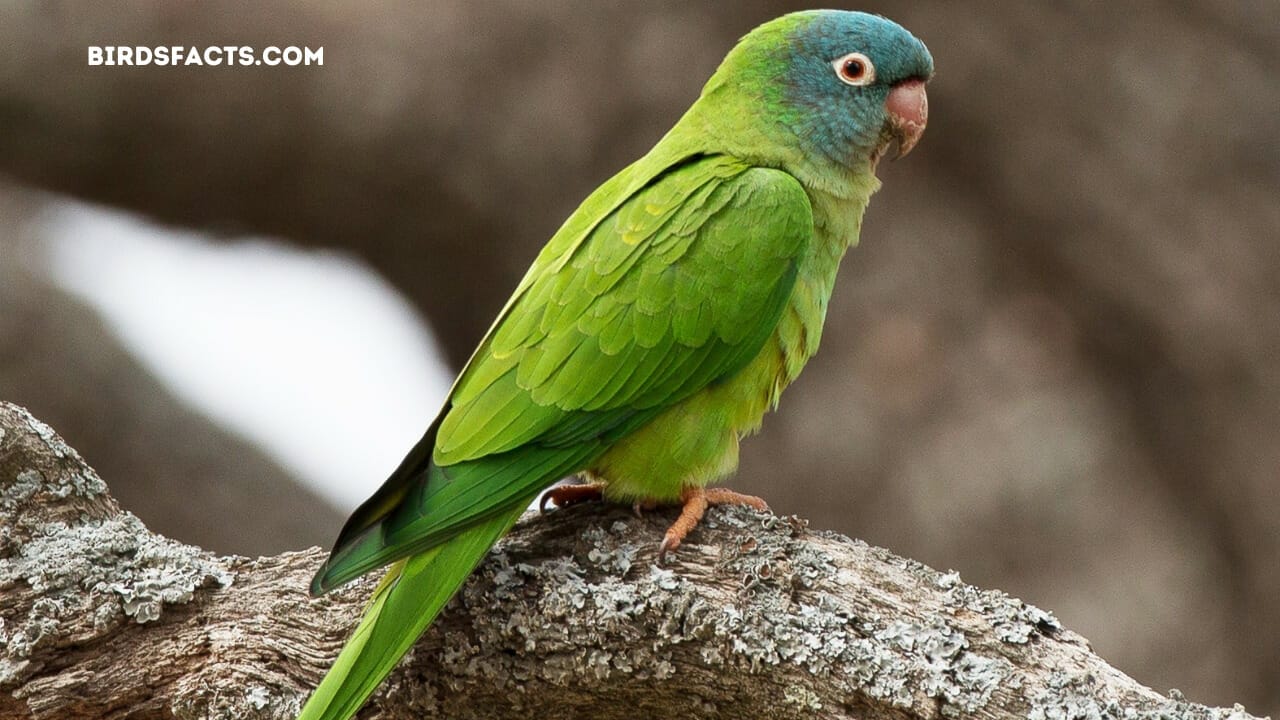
[0,401,1263,720]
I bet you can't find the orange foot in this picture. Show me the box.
[539,482,605,513]
[658,487,769,563]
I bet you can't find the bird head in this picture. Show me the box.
[696,10,933,175]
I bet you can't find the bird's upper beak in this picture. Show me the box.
[885,79,928,158]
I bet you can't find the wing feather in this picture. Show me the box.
[436,158,811,465]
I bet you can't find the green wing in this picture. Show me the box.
[311,154,813,593]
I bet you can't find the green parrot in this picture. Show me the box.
[298,9,931,720]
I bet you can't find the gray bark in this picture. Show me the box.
[0,402,1264,720]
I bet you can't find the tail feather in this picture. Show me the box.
[297,503,527,720]
[310,526,389,595]
[311,441,598,597]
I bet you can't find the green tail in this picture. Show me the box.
[296,503,526,720]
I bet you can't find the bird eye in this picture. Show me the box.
[832,52,875,86]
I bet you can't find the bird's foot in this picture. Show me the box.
[539,482,606,513]
[657,487,769,564]
[632,499,660,517]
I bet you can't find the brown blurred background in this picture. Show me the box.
[1,1,1277,713]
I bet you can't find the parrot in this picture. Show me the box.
[298,9,932,720]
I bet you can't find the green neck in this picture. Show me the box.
[658,83,882,237]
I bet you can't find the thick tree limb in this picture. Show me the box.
[0,401,1263,720]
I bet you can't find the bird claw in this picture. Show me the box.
[538,483,605,514]
[657,533,681,565]
[654,487,768,564]
[542,484,768,564]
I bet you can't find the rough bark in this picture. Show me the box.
[0,403,1263,720]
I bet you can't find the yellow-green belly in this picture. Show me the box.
[590,279,821,502]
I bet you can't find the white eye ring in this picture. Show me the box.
[832,52,876,86]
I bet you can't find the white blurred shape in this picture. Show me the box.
[41,201,453,511]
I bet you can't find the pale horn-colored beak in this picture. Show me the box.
[885,79,928,158]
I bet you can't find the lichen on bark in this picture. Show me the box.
[0,401,1268,720]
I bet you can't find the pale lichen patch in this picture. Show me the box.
[245,685,272,710]
[784,682,824,710]
[0,469,42,511]
[0,508,232,685]
[935,566,1063,644]
[24,414,68,459]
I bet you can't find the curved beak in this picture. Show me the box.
[885,79,928,158]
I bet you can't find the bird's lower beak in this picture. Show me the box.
[885,79,928,158]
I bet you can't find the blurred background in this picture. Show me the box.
[1,0,1277,713]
